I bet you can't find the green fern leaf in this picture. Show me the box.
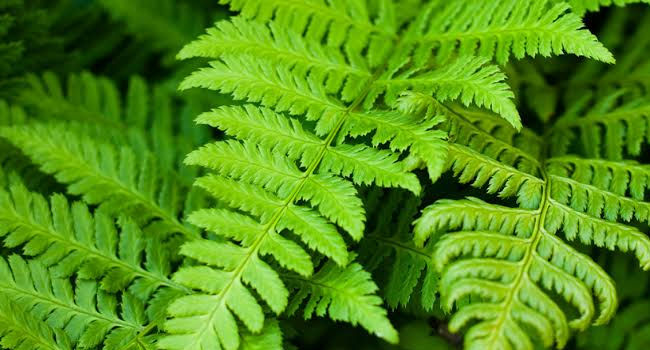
[412,93,650,349]
[0,121,197,239]
[0,298,71,350]
[565,0,650,15]
[20,72,207,179]
[0,255,150,349]
[0,178,187,299]
[165,0,615,348]
[401,0,614,65]
[284,257,399,343]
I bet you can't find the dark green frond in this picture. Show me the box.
[0,255,149,349]
[0,121,198,239]
[0,178,186,298]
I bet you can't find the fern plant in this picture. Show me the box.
[165,0,617,349]
[3,1,650,350]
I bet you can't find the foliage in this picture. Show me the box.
[1,1,650,350]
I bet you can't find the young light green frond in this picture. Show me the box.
[418,61,650,346]
[195,105,323,166]
[0,180,185,299]
[175,0,541,346]
[194,175,348,265]
[179,55,347,135]
[160,259,279,350]
[403,0,614,64]
[178,17,373,94]
[181,29,520,133]
[0,122,197,239]
[219,0,398,55]
[320,144,420,193]
[418,196,619,349]
[374,57,522,130]
[186,140,366,239]
[341,109,448,182]
[0,255,149,349]
[416,143,650,349]
[565,0,650,16]
[0,298,71,350]
[284,259,399,344]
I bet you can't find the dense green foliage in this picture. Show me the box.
[2,1,650,350]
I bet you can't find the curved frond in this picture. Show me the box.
[416,85,650,348]
[415,192,627,349]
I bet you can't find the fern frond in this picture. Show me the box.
[359,188,437,310]
[177,17,373,89]
[0,179,187,298]
[548,159,650,223]
[217,0,398,56]
[284,258,399,342]
[0,121,197,239]
[0,298,71,350]
[166,106,410,348]
[550,97,650,159]
[414,92,650,349]
[185,140,366,240]
[372,56,522,129]
[180,15,521,128]
[20,72,206,174]
[565,0,650,15]
[447,144,545,209]
[415,197,627,349]
[170,1,617,347]
[0,255,150,349]
[182,51,520,131]
[401,0,614,65]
